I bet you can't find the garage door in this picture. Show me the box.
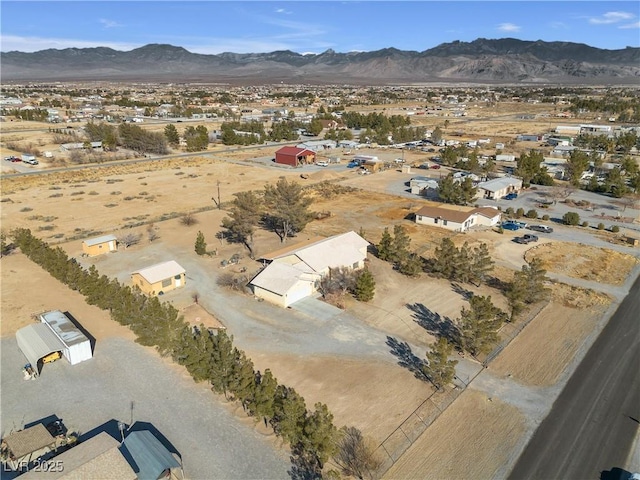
[285,281,313,307]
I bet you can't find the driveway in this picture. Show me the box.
[289,295,343,321]
[0,337,290,480]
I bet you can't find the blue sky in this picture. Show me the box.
[1,1,639,54]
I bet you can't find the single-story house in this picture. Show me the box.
[274,146,316,167]
[476,177,523,200]
[16,310,92,373]
[415,205,501,232]
[297,140,337,151]
[131,260,186,296]
[249,231,369,307]
[82,234,118,256]
[410,176,440,197]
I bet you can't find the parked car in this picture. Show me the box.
[347,161,359,168]
[394,158,405,164]
[514,234,539,244]
[4,156,17,162]
[430,164,441,169]
[316,161,329,167]
[503,192,518,200]
[528,224,553,233]
[24,158,39,165]
[501,221,523,231]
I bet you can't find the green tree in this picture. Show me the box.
[516,149,544,186]
[422,337,458,390]
[566,150,590,186]
[506,258,549,319]
[431,126,443,144]
[273,385,307,446]
[249,369,278,424]
[302,403,338,468]
[308,118,324,136]
[222,191,262,258]
[195,231,207,255]
[184,125,209,152]
[354,269,375,302]
[209,330,237,399]
[437,174,461,204]
[458,295,505,356]
[459,177,478,205]
[377,228,393,261]
[470,243,494,286]
[164,123,180,146]
[562,211,581,225]
[398,252,424,277]
[431,237,459,279]
[263,178,313,243]
[390,224,411,265]
[333,426,381,480]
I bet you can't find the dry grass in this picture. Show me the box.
[524,242,640,285]
[383,389,526,480]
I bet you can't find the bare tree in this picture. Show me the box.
[147,224,159,242]
[180,213,198,226]
[332,426,381,480]
[118,232,142,248]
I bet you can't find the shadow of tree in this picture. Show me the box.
[450,282,474,301]
[288,444,322,480]
[386,336,428,381]
[485,275,510,292]
[406,303,460,347]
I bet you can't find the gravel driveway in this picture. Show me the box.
[0,337,290,480]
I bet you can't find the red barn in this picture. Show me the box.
[274,146,316,167]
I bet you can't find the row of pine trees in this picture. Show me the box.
[13,228,339,471]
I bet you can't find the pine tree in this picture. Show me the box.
[453,242,473,283]
[458,295,505,356]
[431,237,459,279]
[195,231,207,255]
[354,269,375,302]
[422,337,458,390]
[398,252,423,277]
[209,330,237,399]
[302,403,338,468]
[228,350,257,409]
[250,369,278,424]
[377,228,393,261]
[164,124,180,146]
[273,385,307,445]
[390,224,411,264]
[470,243,494,286]
[263,178,313,242]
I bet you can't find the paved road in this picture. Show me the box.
[508,273,640,480]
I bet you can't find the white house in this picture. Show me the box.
[415,205,500,232]
[476,177,523,200]
[249,231,369,308]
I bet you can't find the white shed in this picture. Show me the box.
[39,310,92,365]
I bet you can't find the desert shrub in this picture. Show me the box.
[123,196,135,201]
[581,221,589,227]
[542,214,550,220]
[217,272,248,291]
[516,207,525,218]
[180,213,198,226]
[20,207,33,212]
[104,203,118,208]
[38,225,56,231]
[525,209,538,219]
[597,223,605,230]
[563,212,581,226]
[505,207,514,215]
[611,225,620,233]
[88,191,99,195]
[49,193,63,198]
[139,191,148,196]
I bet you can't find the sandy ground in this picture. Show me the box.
[2,139,636,479]
[383,389,526,480]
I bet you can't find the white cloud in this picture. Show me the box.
[99,18,124,29]
[588,11,635,25]
[619,21,640,29]
[497,23,521,33]
[275,8,292,15]
[0,35,139,52]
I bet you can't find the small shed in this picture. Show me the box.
[131,260,186,296]
[82,234,117,256]
[39,310,93,366]
[120,431,181,480]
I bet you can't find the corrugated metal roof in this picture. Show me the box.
[477,176,523,192]
[121,431,180,480]
[4,424,55,459]
[132,261,185,284]
[40,310,90,347]
[20,432,136,480]
[16,323,65,368]
[82,234,117,247]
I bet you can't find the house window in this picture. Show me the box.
[162,278,172,288]
[353,262,359,269]
[174,274,181,280]
[434,218,439,224]
[443,220,448,226]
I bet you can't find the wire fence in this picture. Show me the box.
[371,299,550,479]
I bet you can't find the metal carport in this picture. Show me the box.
[16,323,65,373]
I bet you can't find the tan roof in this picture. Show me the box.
[20,432,136,480]
[4,424,56,459]
[132,260,185,284]
[415,205,475,224]
[250,261,317,295]
[472,207,502,219]
[260,236,325,261]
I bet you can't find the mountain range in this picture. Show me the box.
[2,38,639,85]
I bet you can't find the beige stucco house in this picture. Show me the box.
[415,205,501,232]
[249,231,369,307]
[82,234,117,256]
[131,260,186,296]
